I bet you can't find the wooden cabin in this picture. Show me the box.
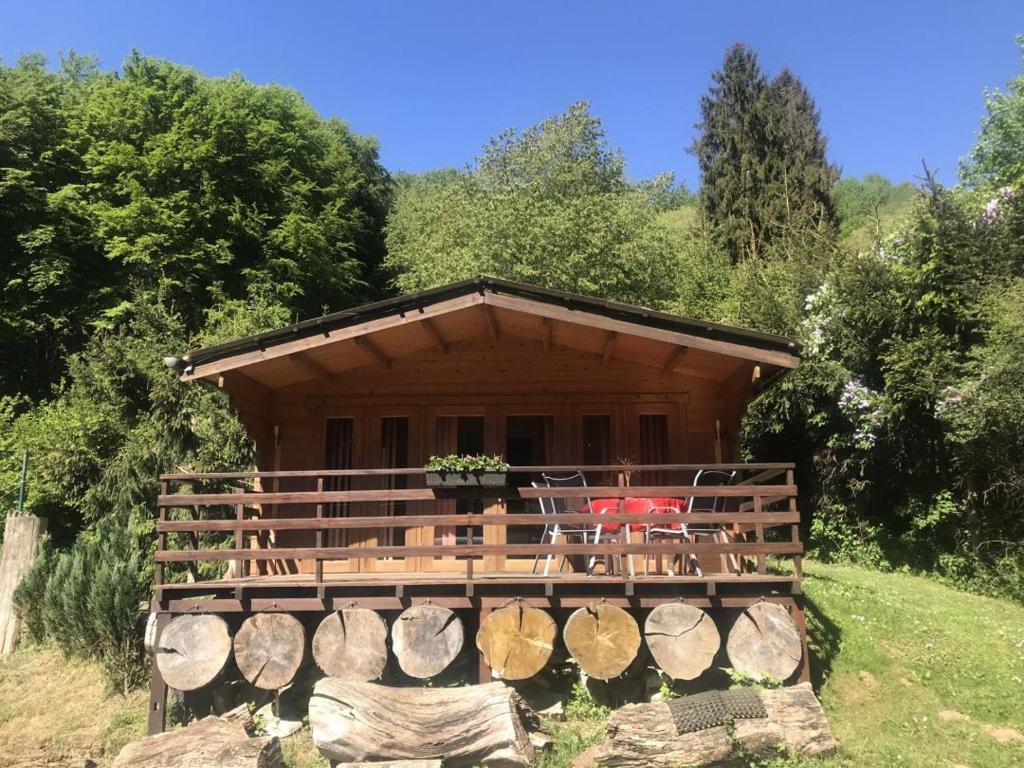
[148,277,808,734]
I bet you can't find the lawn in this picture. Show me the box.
[0,561,1021,767]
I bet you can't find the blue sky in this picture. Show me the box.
[2,1,1022,187]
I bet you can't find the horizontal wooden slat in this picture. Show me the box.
[158,484,797,507]
[157,510,800,533]
[159,462,796,481]
[155,541,803,562]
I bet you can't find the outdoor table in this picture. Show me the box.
[584,496,689,533]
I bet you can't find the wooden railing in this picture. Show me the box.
[153,463,802,589]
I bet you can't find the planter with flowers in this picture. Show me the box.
[424,454,510,488]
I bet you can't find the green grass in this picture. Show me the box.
[2,562,1022,767]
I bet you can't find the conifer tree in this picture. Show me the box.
[691,44,838,262]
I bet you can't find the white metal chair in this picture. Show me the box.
[532,472,603,576]
[644,469,738,576]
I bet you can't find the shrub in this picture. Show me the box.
[12,533,53,644]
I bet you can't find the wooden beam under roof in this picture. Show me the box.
[288,352,335,385]
[353,335,392,369]
[482,304,501,341]
[662,346,690,375]
[418,318,448,354]
[601,331,618,365]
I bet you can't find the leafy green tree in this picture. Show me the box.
[385,102,683,308]
[0,51,391,400]
[961,36,1024,188]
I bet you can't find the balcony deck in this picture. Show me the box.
[153,462,804,613]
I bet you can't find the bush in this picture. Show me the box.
[16,514,150,693]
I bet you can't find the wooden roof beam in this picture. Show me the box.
[419,318,448,354]
[288,352,335,385]
[601,331,618,365]
[482,304,501,341]
[540,317,552,353]
[353,335,392,369]
[662,346,689,375]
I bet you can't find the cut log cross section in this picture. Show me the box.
[391,603,465,679]
[233,613,306,690]
[563,602,641,680]
[476,602,556,680]
[726,601,803,682]
[155,614,232,692]
[312,607,388,681]
[644,603,721,680]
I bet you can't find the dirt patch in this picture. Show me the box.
[858,670,878,689]
[982,723,1024,743]
[937,709,971,723]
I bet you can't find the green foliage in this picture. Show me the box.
[17,513,149,693]
[691,44,838,263]
[722,666,784,689]
[962,36,1024,187]
[563,680,611,722]
[424,454,509,472]
[0,51,390,400]
[832,173,917,251]
[385,102,684,308]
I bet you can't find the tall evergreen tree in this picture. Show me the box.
[691,44,838,262]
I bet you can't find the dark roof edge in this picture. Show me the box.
[182,276,802,368]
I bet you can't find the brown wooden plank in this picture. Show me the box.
[158,484,797,507]
[159,462,795,481]
[156,510,799,533]
[155,541,803,562]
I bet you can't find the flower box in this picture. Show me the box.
[424,471,508,488]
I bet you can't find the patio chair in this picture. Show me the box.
[644,469,738,577]
[532,472,604,577]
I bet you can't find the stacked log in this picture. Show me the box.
[726,601,803,681]
[312,607,388,680]
[563,603,640,680]
[643,603,720,681]
[574,682,836,767]
[155,614,232,692]
[392,603,464,678]
[233,613,306,690]
[476,602,556,680]
[309,679,535,767]
[113,715,283,768]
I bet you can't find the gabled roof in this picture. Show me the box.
[181,276,800,375]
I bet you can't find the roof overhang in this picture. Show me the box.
[176,277,801,386]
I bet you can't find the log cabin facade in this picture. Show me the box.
[148,276,808,733]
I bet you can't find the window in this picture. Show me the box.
[324,418,354,546]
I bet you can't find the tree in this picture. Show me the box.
[691,44,838,262]
[384,102,684,308]
[961,36,1024,188]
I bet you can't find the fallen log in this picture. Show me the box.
[312,607,388,680]
[155,614,232,692]
[726,601,802,682]
[309,678,535,767]
[234,613,306,690]
[644,603,720,681]
[342,762,442,768]
[392,603,464,678]
[477,602,556,680]
[113,715,283,768]
[563,602,640,680]
[574,682,836,767]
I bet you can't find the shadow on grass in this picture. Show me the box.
[803,591,842,694]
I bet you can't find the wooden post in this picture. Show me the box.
[754,495,766,576]
[155,480,167,590]
[787,469,803,580]
[234,503,246,579]
[147,613,170,735]
[790,597,812,685]
[0,513,47,657]
[315,476,324,586]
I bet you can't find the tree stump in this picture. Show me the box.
[155,614,232,692]
[392,603,464,678]
[313,607,388,681]
[476,603,556,680]
[644,603,720,680]
[563,603,640,680]
[113,714,283,767]
[574,682,836,767]
[309,678,535,767]
[726,601,802,681]
[233,613,306,690]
